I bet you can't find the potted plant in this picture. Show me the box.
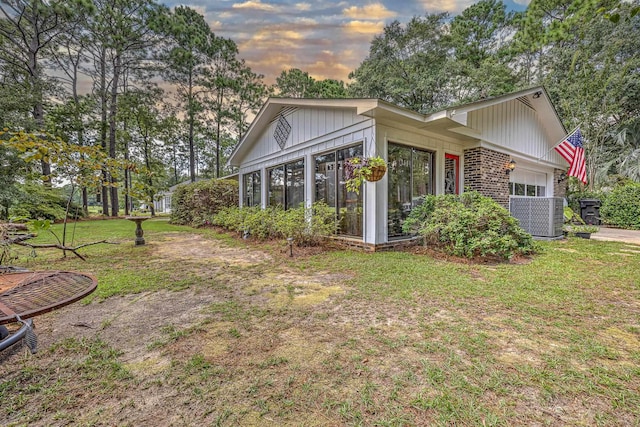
[563,207,599,239]
[570,224,600,239]
[344,156,387,194]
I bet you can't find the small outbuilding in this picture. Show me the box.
[228,87,569,250]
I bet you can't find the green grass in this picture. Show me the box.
[2,222,640,426]
[11,218,209,299]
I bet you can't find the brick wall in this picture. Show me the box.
[463,147,510,207]
[553,168,567,198]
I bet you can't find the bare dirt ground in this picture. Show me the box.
[0,234,366,425]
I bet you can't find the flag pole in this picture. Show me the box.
[535,125,580,162]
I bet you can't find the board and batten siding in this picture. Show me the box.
[239,107,369,169]
[467,98,565,165]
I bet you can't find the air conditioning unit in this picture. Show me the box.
[509,197,564,238]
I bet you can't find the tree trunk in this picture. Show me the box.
[144,131,155,217]
[188,71,196,183]
[28,29,51,181]
[109,53,121,217]
[99,47,110,216]
[216,89,223,178]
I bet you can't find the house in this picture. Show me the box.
[227,87,569,250]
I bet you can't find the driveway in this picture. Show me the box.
[591,226,640,245]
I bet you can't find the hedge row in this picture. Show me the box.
[212,202,336,246]
[170,179,238,226]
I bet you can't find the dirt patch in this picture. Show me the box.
[4,234,341,362]
[1,233,353,426]
[153,233,273,266]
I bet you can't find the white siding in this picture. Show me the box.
[468,99,564,164]
[240,107,368,167]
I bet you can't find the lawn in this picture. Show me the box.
[1,218,639,426]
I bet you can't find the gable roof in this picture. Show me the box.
[228,86,567,167]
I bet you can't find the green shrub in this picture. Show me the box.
[401,195,436,234]
[275,202,337,245]
[417,191,536,260]
[600,182,640,229]
[170,179,239,226]
[212,202,337,246]
[10,182,84,221]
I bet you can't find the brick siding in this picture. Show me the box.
[463,147,511,207]
[553,168,568,199]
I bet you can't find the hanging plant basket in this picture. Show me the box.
[344,156,387,194]
[365,165,387,182]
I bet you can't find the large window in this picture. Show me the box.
[509,183,546,197]
[509,170,547,197]
[388,143,434,238]
[268,159,304,209]
[315,145,363,237]
[243,171,261,207]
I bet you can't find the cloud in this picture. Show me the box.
[343,3,397,20]
[295,2,311,11]
[232,0,277,12]
[305,50,356,81]
[343,20,385,35]
[417,0,476,13]
[252,29,304,42]
[209,20,223,30]
[512,0,531,5]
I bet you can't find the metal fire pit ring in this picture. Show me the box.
[0,271,98,325]
[0,271,97,353]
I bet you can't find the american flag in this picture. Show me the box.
[554,128,587,184]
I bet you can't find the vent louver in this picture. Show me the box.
[274,114,291,150]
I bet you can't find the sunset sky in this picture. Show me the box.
[162,0,530,84]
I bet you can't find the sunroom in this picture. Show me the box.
[227,87,569,250]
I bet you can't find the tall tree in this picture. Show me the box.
[203,36,239,178]
[274,68,317,98]
[347,14,452,113]
[449,0,519,101]
[0,0,76,178]
[229,62,269,142]
[83,0,163,215]
[157,5,212,183]
[119,86,166,216]
[516,0,639,187]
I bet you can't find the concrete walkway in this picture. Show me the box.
[591,227,640,245]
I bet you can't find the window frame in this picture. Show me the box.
[267,158,305,209]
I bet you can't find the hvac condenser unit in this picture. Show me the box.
[509,196,564,238]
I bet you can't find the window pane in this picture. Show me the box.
[243,174,251,206]
[252,172,261,206]
[412,149,433,204]
[526,185,536,197]
[315,153,336,207]
[537,186,546,197]
[286,160,305,209]
[515,183,525,196]
[337,145,363,237]
[269,167,284,207]
[388,144,412,238]
[244,171,261,207]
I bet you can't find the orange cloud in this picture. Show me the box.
[343,3,397,20]
[343,20,385,35]
[295,2,311,11]
[232,0,277,12]
[417,0,476,13]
